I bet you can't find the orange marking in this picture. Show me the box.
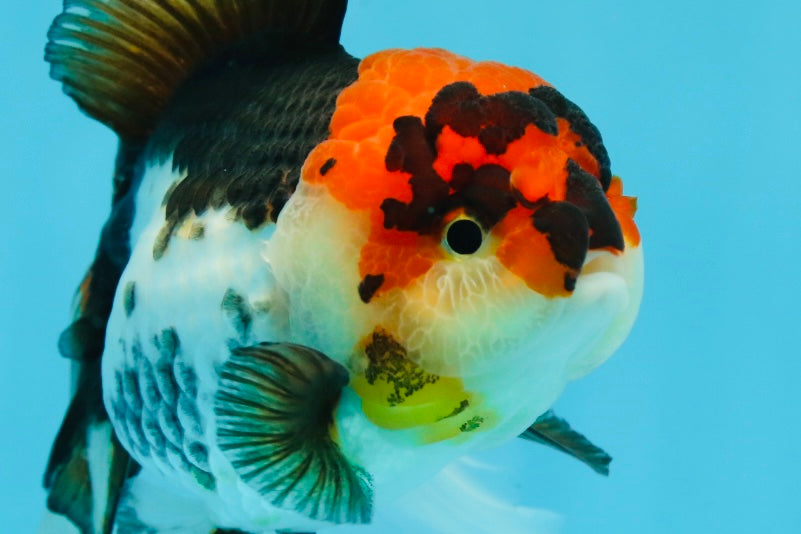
[494,207,574,297]
[607,176,641,246]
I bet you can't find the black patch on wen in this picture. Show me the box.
[358,274,385,303]
[532,201,589,275]
[564,160,624,251]
[425,81,558,154]
[528,86,612,190]
[320,157,336,175]
[376,81,619,294]
[381,114,518,234]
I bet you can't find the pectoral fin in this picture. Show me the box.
[519,410,612,476]
[214,343,373,524]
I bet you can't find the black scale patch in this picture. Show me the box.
[112,328,214,489]
[147,46,359,260]
[221,288,253,344]
[123,281,136,317]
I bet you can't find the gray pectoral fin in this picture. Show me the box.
[519,410,612,476]
[214,343,373,524]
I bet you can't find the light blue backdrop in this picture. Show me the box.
[2,1,799,532]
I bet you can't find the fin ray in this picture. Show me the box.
[46,0,348,139]
[215,343,373,524]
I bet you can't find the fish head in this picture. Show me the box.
[269,49,642,441]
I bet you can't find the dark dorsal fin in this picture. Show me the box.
[520,410,612,476]
[45,0,348,141]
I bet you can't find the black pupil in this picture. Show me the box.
[446,219,483,255]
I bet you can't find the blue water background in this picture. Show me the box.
[2,1,800,532]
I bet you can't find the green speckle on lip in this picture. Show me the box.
[363,329,439,406]
[459,415,484,432]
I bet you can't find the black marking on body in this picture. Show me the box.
[136,356,160,411]
[185,441,210,471]
[215,343,373,523]
[363,330,439,405]
[147,47,359,259]
[123,281,136,317]
[141,409,166,453]
[154,355,178,408]
[358,274,385,303]
[177,395,203,439]
[121,368,143,417]
[528,86,612,190]
[173,359,199,400]
[110,328,213,484]
[153,328,180,362]
[565,160,624,251]
[221,289,253,342]
[320,157,337,175]
[158,404,183,447]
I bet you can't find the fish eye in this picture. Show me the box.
[444,218,484,255]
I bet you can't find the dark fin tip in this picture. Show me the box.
[520,410,612,476]
[58,317,104,361]
[215,343,373,524]
[45,367,134,533]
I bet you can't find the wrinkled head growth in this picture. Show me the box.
[270,48,642,441]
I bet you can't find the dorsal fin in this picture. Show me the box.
[45,0,348,140]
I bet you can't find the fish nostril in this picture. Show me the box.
[446,219,483,255]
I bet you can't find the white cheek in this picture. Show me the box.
[267,181,371,363]
[564,243,644,379]
[390,257,565,378]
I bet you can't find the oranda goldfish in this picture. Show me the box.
[41,1,643,532]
